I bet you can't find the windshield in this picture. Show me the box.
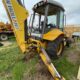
[48,15,57,26]
[29,13,45,34]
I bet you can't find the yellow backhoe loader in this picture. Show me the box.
[2,0,69,79]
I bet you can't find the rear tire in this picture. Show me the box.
[0,34,8,41]
[46,36,64,58]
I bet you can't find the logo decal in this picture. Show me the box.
[6,0,19,29]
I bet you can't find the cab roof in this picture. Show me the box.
[33,0,65,15]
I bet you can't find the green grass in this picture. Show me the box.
[8,36,16,42]
[0,42,79,80]
[53,57,79,80]
[0,43,38,80]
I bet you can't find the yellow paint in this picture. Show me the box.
[57,43,63,56]
[39,52,56,77]
[3,0,29,53]
[43,29,64,41]
[39,48,65,80]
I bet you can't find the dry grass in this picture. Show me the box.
[64,25,80,37]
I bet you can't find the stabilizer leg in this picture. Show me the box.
[39,47,65,80]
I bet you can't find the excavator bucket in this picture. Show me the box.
[2,0,29,53]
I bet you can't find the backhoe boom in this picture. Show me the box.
[3,0,29,53]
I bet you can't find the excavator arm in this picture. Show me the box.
[3,0,29,53]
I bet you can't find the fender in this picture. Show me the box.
[43,29,64,41]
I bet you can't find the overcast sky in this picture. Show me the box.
[0,0,80,25]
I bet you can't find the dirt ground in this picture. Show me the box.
[66,42,80,65]
[0,41,12,47]
[67,50,80,64]
[23,62,52,80]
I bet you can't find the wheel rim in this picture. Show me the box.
[1,34,8,41]
[57,43,63,56]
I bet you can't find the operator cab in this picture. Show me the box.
[29,0,65,39]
